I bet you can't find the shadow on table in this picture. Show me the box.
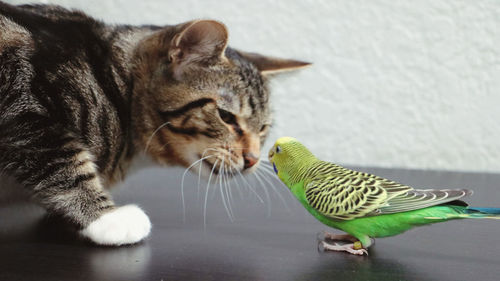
[288,245,433,281]
[0,205,152,281]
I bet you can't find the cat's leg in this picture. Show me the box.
[2,136,151,246]
[68,151,152,246]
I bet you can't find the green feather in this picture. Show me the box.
[269,137,500,249]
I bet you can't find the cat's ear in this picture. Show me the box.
[168,20,228,73]
[237,51,311,75]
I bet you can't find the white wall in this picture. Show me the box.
[7,0,500,172]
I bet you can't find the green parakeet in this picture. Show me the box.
[268,137,500,255]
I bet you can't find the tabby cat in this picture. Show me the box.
[0,2,309,245]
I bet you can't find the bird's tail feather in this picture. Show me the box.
[467,207,500,215]
[463,207,500,219]
[424,206,500,220]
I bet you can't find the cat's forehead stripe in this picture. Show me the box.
[217,87,240,112]
[239,94,252,118]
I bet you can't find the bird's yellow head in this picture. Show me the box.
[268,137,317,186]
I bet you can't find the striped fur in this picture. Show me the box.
[303,162,471,220]
[0,1,309,231]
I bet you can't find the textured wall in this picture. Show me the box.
[6,0,500,172]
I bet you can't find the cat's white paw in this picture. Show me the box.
[81,204,151,246]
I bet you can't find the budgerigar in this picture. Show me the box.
[268,137,500,255]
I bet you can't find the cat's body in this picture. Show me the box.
[0,2,308,245]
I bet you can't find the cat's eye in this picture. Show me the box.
[260,124,269,132]
[218,108,243,135]
[276,145,282,154]
[218,108,236,125]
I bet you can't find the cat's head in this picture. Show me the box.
[132,20,309,178]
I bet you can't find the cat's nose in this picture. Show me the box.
[243,153,259,170]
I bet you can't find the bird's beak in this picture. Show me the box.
[268,147,275,161]
[268,146,278,174]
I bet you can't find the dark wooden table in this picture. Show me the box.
[1,166,500,281]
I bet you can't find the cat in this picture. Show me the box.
[0,2,309,245]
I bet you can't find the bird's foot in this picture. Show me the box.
[319,240,368,256]
[317,230,358,243]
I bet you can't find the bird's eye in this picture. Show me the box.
[218,108,237,125]
[276,145,282,153]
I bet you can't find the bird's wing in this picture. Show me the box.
[304,166,411,220]
[304,164,473,220]
[379,188,472,214]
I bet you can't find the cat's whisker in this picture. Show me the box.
[3,0,299,247]
[259,159,272,166]
[221,156,234,219]
[210,174,219,200]
[225,151,245,198]
[219,158,231,219]
[259,162,279,175]
[181,155,214,223]
[232,158,263,203]
[157,139,195,153]
[227,160,244,201]
[252,169,272,217]
[204,159,219,229]
[218,157,234,222]
[224,161,235,213]
[259,161,276,172]
[196,165,202,202]
[225,165,236,219]
[258,164,281,178]
[143,122,170,154]
[257,161,279,177]
[226,153,264,204]
[256,166,292,212]
[208,147,234,200]
[197,148,219,200]
[158,140,189,153]
[158,141,173,153]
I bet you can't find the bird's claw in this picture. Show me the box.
[316,230,359,243]
[319,241,368,256]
